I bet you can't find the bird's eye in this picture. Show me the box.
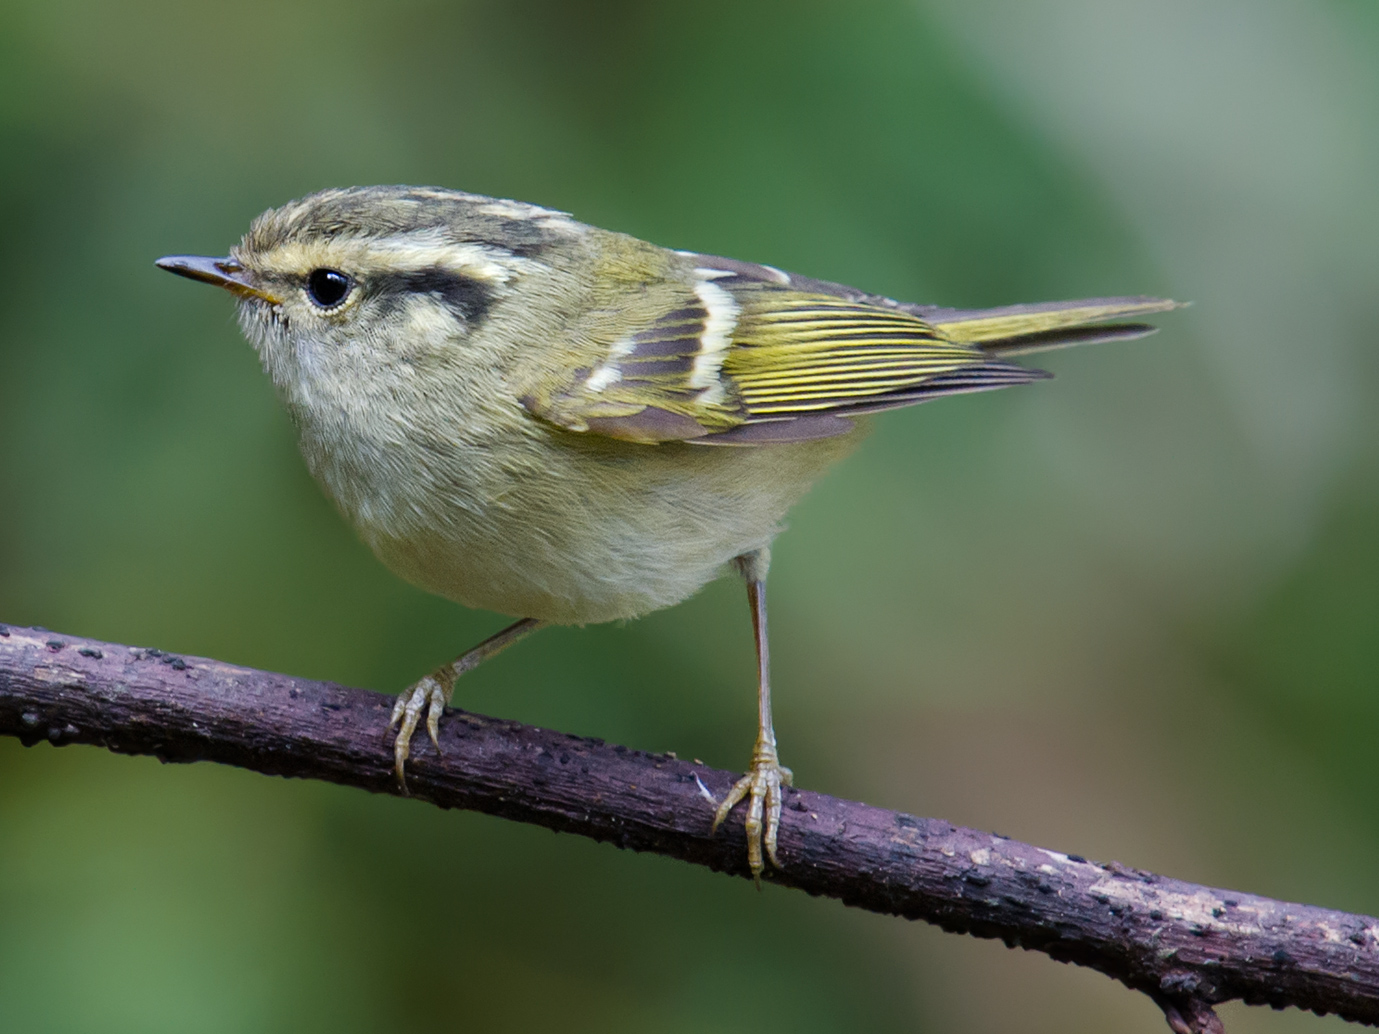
[305,268,352,309]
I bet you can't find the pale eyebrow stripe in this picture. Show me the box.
[251,231,534,285]
[364,232,530,283]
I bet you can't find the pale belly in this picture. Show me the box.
[319,427,862,625]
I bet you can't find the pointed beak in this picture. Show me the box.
[155,255,281,304]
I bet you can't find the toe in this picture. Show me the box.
[392,725,413,786]
[744,780,766,878]
[391,685,428,786]
[763,775,784,870]
[387,691,409,731]
[424,683,446,752]
[712,774,751,834]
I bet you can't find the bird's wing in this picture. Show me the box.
[689,252,1181,351]
[686,253,1177,339]
[522,262,1040,446]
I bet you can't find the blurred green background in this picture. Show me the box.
[2,1,1377,1031]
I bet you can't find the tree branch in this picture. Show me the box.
[1,622,1374,1032]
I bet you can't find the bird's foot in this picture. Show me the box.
[387,673,451,791]
[712,740,793,884]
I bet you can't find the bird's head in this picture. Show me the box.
[157,185,582,408]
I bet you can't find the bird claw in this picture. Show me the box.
[712,741,793,884]
[387,674,448,790]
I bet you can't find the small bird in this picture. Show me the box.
[158,185,1176,879]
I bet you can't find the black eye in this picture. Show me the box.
[305,268,352,308]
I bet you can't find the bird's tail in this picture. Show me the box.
[926,296,1181,357]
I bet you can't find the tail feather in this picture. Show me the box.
[978,321,1162,358]
[929,296,1181,356]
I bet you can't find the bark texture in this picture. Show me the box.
[1,622,1376,1032]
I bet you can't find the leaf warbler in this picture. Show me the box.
[158,185,1177,879]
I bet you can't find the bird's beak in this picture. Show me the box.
[155,255,281,304]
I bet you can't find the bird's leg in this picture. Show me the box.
[389,617,545,788]
[713,550,792,884]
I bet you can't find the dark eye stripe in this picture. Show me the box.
[373,268,493,323]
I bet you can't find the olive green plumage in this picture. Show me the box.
[157,184,1178,878]
[163,185,1172,624]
